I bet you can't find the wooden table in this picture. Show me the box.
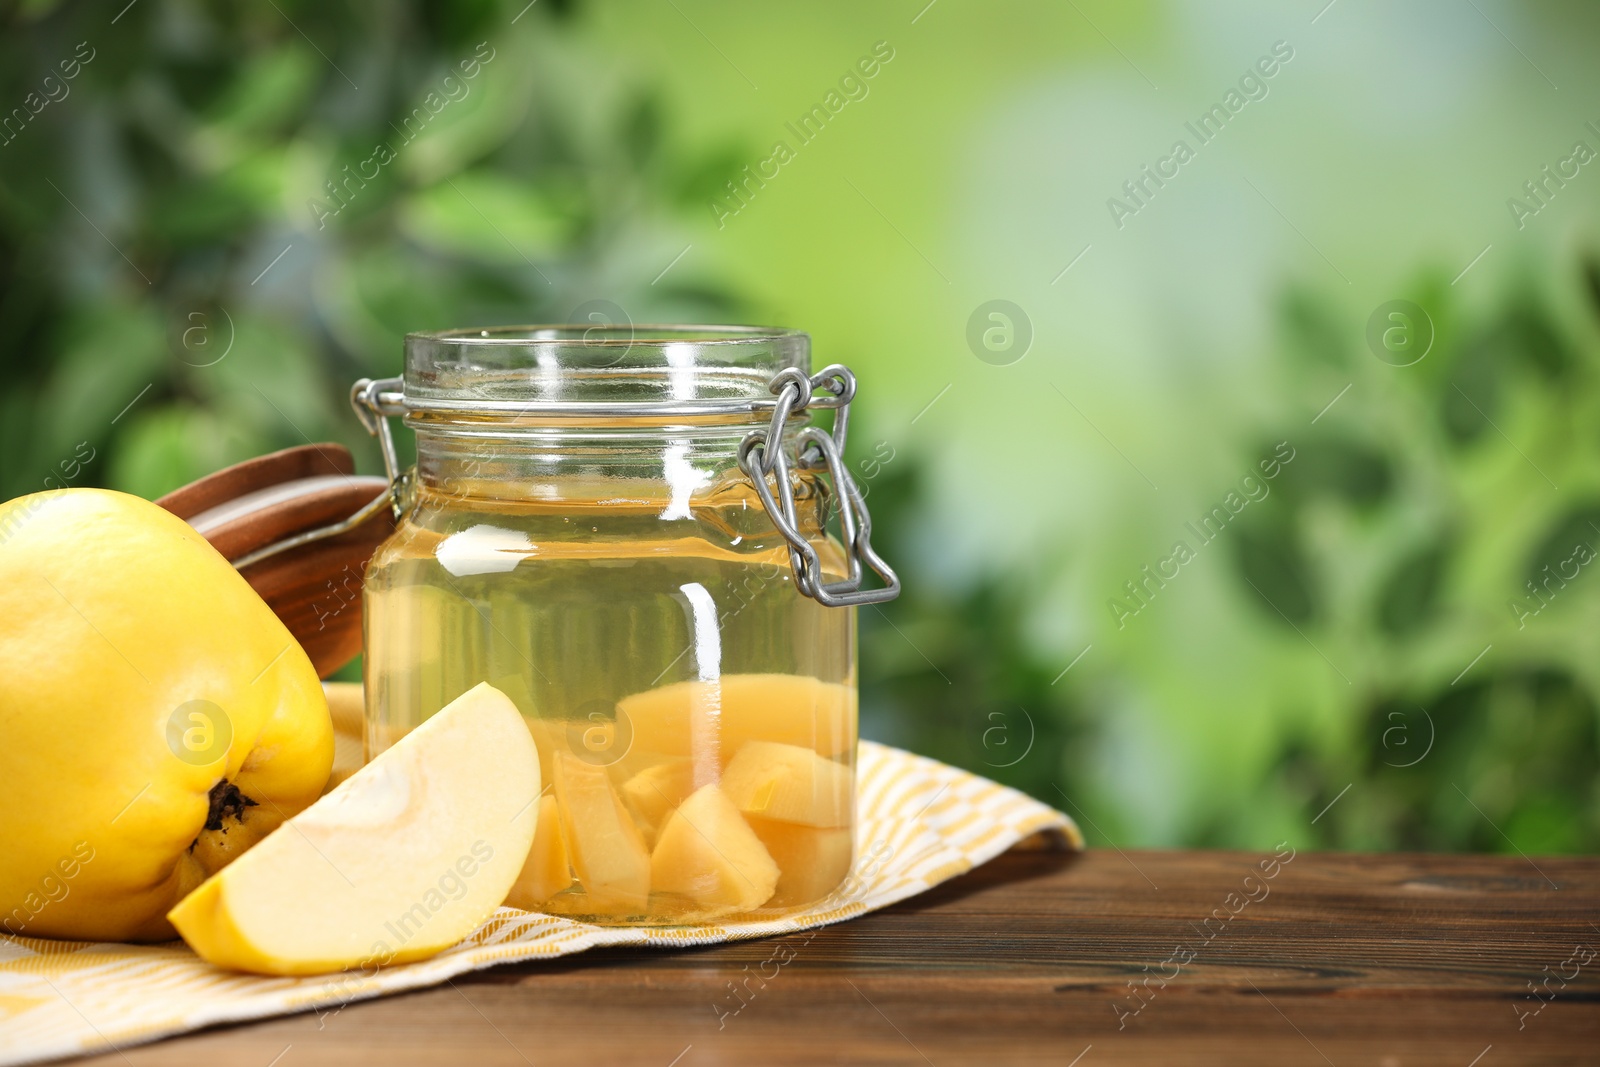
[75,849,1600,1066]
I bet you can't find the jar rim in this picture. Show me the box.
[388,323,813,421]
[405,323,807,347]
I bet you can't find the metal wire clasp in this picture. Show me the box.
[351,377,409,519]
[738,365,901,607]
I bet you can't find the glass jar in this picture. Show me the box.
[351,326,897,926]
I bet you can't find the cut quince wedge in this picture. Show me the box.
[551,750,650,915]
[746,816,853,907]
[168,683,538,975]
[505,794,572,908]
[619,673,856,764]
[651,784,778,911]
[619,758,697,847]
[719,741,853,828]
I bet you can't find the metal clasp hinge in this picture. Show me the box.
[738,365,901,607]
[351,377,410,521]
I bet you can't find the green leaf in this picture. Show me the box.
[1376,539,1450,636]
[419,0,502,46]
[1500,299,1571,381]
[1582,253,1600,326]
[622,93,663,169]
[1274,433,1392,509]
[1523,504,1600,591]
[1441,329,1503,445]
[148,152,285,246]
[105,404,264,500]
[399,171,572,263]
[345,244,479,344]
[395,40,537,185]
[1279,287,1350,369]
[1231,517,1318,626]
[672,141,753,211]
[193,314,330,443]
[35,304,168,472]
[203,47,319,136]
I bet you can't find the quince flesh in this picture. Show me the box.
[0,490,332,942]
[552,750,651,914]
[650,784,778,910]
[719,741,853,828]
[745,815,853,907]
[505,795,573,907]
[618,758,697,847]
[168,683,538,974]
[618,673,855,765]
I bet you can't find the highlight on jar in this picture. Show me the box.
[355,325,901,927]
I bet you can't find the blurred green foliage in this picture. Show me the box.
[3,0,1598,856]
[1256,266,1600,853]
[0,0,737,505]
[860,259,1600,853]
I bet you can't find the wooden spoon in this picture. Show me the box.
[156,444,396,678]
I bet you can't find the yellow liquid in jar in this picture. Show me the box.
[364,491,856,924]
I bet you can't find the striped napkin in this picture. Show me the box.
[0,740,1079,1066]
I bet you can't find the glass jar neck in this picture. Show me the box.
[409,418,809,509]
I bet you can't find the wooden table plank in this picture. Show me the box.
[73,850,1600,1066]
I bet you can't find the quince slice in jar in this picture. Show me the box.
[745,816,854,907]
[618,674,855,764]
[505,794,573,908]
[619,758,697,847]
[551,750,650,915]
[719,741,852,828]
[650,784,778,911]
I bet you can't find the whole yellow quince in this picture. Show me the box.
[0,489,333,942]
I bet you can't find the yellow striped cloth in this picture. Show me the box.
[0,741,1079,1066]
